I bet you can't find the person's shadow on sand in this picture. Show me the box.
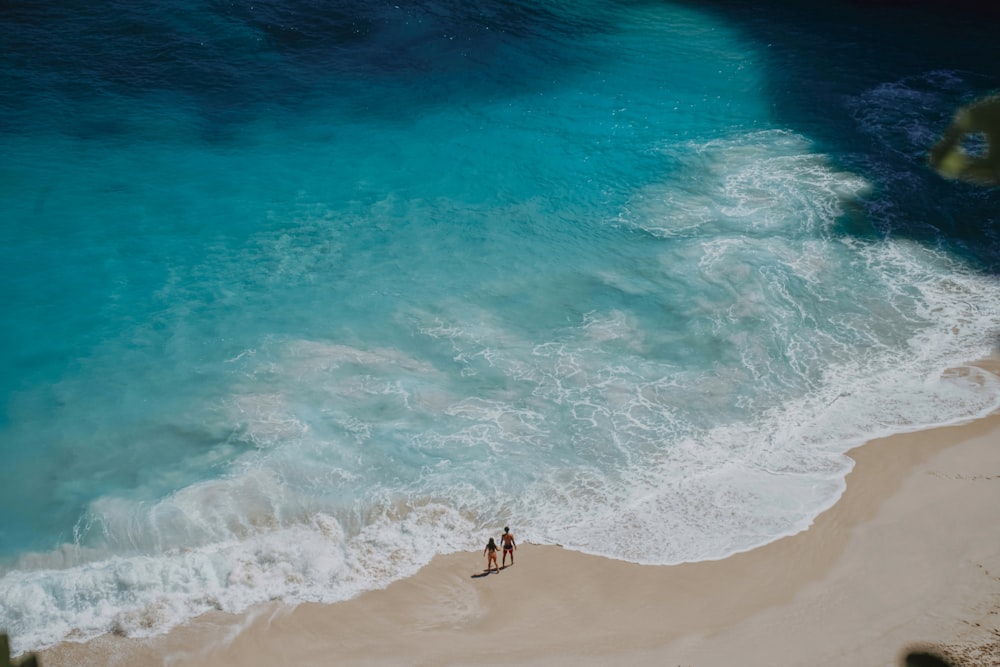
[470,565,508,578]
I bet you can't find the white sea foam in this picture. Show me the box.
[0,504,478,654]
[627,130,872,237]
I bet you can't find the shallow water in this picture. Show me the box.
[2,0,1000,654]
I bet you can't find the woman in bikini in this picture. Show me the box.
[483,537,500,573]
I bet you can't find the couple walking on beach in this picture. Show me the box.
[483,527,516,573]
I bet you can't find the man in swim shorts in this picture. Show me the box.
[500,526,516,567]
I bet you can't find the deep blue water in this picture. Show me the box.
[2,0,1000,654]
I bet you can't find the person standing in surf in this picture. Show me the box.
[484,537,500,573]
[500,526,516,567]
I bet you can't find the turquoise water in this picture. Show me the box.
[2,0,1000,653]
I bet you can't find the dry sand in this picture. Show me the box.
[38,411,1000,667]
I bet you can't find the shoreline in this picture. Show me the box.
[36,407,1000,666]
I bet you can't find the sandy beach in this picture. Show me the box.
[36,406,1000,667]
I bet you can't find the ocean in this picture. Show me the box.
[2,0,999,654]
